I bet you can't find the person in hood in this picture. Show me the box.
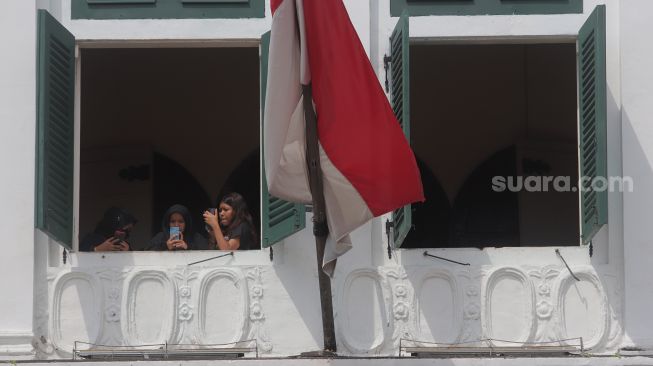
[80,207,137,252]
[148,204,208,251]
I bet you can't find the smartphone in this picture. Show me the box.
[113,231,126,241]
[169,226,181,240]
[205,208,217,232]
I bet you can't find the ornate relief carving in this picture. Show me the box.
[173,267,199,343]
[385,267,414,349]
[553,267,608,350]
[339,269,392,354]
[483,267,535,345]
[122,270,176,346]
[528,266,561,343]
[50,271,103,354]
[96,268,130,346]
[458,270,484,344]
[246,267,272,353]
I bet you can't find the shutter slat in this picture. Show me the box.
[578,6,607,244]
[389,13,412,248]
[260,31,306,248]
[37,10,75,249]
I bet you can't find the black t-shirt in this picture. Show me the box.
[225,222,254,250]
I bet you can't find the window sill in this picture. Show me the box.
[70,250,271,267]
[385,245,590,267]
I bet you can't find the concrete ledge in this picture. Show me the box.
[4,357,653,365]
[0,331,34,358]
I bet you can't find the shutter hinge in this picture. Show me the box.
[385,219,394,259]
[383,54,391,93]
[294,208,301,227]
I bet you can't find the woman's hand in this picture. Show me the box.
[203,210,220,231]
[94,237,124,252]
[166,232,188,250]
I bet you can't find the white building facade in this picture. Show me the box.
[1,0,653,362]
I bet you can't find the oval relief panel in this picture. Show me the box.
[50,272,103,353]
[483,267,535,345]
[415,271,461,343]
[122,271,175,345]
[555,270,608,350]
[339,270,390,354]
[196,269,248,344]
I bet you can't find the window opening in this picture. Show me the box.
[405,43,580,248]
[79,46,261,250]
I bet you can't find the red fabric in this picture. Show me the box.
[302,0,424,216]
[271,0,283,15]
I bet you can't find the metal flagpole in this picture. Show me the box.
[301,84,337,354]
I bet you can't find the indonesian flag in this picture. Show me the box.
[265,0,424,275]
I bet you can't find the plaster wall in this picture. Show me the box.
[0,0,635,360]
[620,0,653,349]
[0,0,38,356]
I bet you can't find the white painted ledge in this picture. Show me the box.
[0,331,34,357]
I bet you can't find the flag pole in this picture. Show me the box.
[302,84,338,355]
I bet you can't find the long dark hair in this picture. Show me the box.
[220,192,257,243]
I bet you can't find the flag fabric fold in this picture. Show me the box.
[265,0,424,275]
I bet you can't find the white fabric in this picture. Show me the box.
[264,0,373,276]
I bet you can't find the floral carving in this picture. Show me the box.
[105,304,121,322]
[536,300,553,319]
[250,302,265,321]
[108,287,120,300]
[464,303,480,320]
[251,285,263,298]
[394,284,407,298]
[537,283,551,296]
[178,303,194,322]
[394,302,409,320]
[466,285,479,297]
[179,285,191,298]
[246,267,273,352]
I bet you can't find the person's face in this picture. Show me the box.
[169,213,186,232]
[219,203,235,227]
[115,223,134,239]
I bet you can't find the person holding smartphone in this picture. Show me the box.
[80,207,137,252]
[203,192,257,251]
[148,204,208,251]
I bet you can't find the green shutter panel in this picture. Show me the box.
[390,13,412,248]
[260,31,306,248]
[578,5,607,244]
[36,10,75,249]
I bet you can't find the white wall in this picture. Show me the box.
[620,0,653,349]
[0,0,37,356]
[0,0,637,359]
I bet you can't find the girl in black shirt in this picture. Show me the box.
[203,192,256,250]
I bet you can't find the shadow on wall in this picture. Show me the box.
[404,146,519,248]
[217,148,261,249]
[152,152,212,245]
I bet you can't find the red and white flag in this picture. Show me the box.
[265,0,424,275]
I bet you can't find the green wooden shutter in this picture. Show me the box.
[260,31,306,248]
[578,5,607,244]
[36,10,76,249]
[390,14,412,248]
